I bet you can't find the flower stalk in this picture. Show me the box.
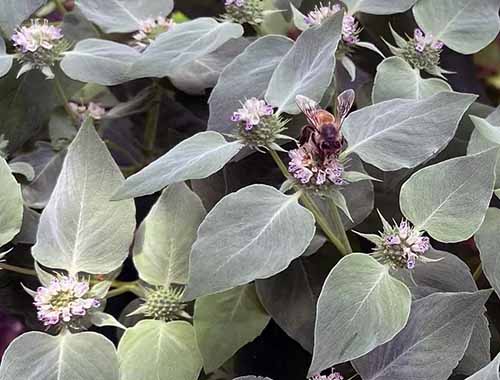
[269,148,349,256]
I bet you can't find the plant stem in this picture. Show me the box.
[143,82,162,158]
[473,264,483,281]
[0,263,37,277]
[106,282,141,298]
[268,149,348,256]
[346,374,359,380]
[53,76,78,123]
[53,0,66,14]
[328,198,353,254]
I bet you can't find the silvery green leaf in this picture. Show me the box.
[400,150,497,242]
[465,353,500,380]
[340,56,356,81]
[265,13,343,114]
[471,116,500,145]
[413,0,500,54]
[355,41,385,58]
[75,0,174,33]
[49,109,77,147]
[90,281,112,299]
[208,35,293,134]
[372,57,451,103]
[0,331,119,380]
[393,249,491,374]
[389,23,407,49]
[0,0,46,36]
[0,156,23,247]
[34,262,56,286]
[468,109,500,198]
[32,119,136,275]
[194,284,270,373]
[342,92,477,171]
[0,38,12,77]
[169,38,251,95]
[183,185,315,300]
[324,189,352,222]
[90,311,126,330]
[15,142,65,209]
[112,132,244,200]
[60,39,141,86]
[309,253,411,375]
[13,206,40,245]
[475,208,500,299]
[9,161,35,181]
[132,18,244,79]
[342,0,418,15]
[352,290,492,380]
[118,320,202,380]
[62,9,99,42]
[342,171,380,183]
[290,4,308,31]
[133,183,206,287]
[303,233,327,257]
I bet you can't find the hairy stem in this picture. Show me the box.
[143,82,162,158]
[106,282,142,298]
[268,149,348,256]
[473,264,483,281]
[0,263,37,277]
[53,76,78,123]
[328,198,353,254]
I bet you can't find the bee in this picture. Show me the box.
[296,89,355,157]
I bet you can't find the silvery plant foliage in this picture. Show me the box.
[0,0,499,379]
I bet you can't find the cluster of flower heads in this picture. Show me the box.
[131,286,187,321]
[231,98,288,148]
[34,275,100,327]
[362,214,431,270]
[132,16,175,50]
[223,0,265,26]
[11,19,70,79]
[288,142,346,187]
[400,28,444,71]
[304,3,361,48]
[69,102,106,121]
[309,368,344,380]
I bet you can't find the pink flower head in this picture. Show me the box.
[342,15,360,45]
[310,368,344,380]
[225,0,245,6]
[33,276,100,326]
[12,19,63,53]
[414,28,443,52]
[304,2,342,26]
[69,102,106,121]
[231,98,274,131]
[372,216,431,270]
[132,16,175,50]
[288,142,346,186]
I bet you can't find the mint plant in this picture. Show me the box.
[0,0,499,380]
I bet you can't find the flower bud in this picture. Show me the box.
[143,287,186,321]
[401,28,443,71]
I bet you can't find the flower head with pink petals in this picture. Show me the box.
[33,275,100,327]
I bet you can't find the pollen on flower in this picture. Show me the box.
[222,0,265,26]
[304,3,361,48]
[132,16,175,50]
[401,28,444,71]
[370,217,431,270]
[288,142,347,188]
[34,276,100,327]
[11,19,69,79]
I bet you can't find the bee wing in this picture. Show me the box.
[296,95,322,129]
[336,89,355,125]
